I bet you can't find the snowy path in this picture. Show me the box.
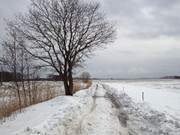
[61,84,128,135]
[76,84,128,135]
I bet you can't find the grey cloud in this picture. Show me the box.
[1,0,180,39]
[0,0,180,78]
[142,0,179,9]
[87,52,180,78]
[0,0,30,38]
[101,0,180,38]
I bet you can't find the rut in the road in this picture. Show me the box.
[74,84,128,135]
[102,84,129,127]
[75,84,99,134]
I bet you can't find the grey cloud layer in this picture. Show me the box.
[0,0,180,78]
[102,0,180,38]
[0,0,30,38]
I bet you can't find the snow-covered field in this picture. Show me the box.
[0,80,180,135]
[105,79,180,120]
[103,80,180,135]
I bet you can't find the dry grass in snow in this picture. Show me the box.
[0,81,63,121]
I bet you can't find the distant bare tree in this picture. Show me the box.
[1,25,42,110]
[11,0,115,95]
[1,28,23,111]
[80,72,91,83]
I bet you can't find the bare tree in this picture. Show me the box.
[12,0,115,95]
[25,54,32,104]
[1,28,23,111]
[80,72,91,83]
[1,24,42,109]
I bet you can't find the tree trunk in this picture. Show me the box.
[15,81,22,112]
[63,72,73,96]
[27,67,32,105]
[68,69,73,94]
[22,80,27,106]
[0,69,2,86]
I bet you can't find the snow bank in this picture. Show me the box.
[0,85,94,135]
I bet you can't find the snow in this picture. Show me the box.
[103,83,180,135]
[104,79,180,134]
[75,84,128,135]
[105,79,180,120]
[0,83,127,135]
[0,80,180,135]
[0,96,87,135]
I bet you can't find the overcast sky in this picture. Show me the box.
[0,0,180,78]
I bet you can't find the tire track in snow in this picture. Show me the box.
[76,84,99,134]
[76,83,128,135]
